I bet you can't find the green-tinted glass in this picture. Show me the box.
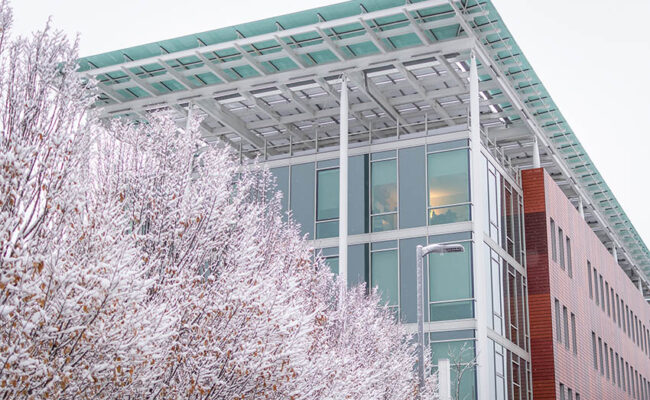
[371,250,398,306]
[316,220,338,239]
[371,159,397,214]
[430,339,475,365]
[325,256,339,275]
[430,300,473,321]
[428,205,471,225]
[429,241,472,301]
[317,168,339,221]
[372,213,397,232]
[427,149,470,208]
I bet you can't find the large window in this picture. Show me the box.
[316,168,339,238]
[427,146,470,226]
[370,241,399,314]
[430,330,476,400]
[371,153,398,232]
[428,240,473,321]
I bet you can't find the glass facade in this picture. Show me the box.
[427,146,470,226]
[268,138,529,400]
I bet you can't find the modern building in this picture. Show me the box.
[78,0,650,398]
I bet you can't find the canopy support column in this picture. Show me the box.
[339,76,349,288]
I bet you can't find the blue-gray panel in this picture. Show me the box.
[269,166,289,218]
[348,243,369,288]
[399,236,427,324]
[349,154,369,235]
[399,146,426,229]
[290,162,314,238]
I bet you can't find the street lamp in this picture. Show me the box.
[416,243,465,398]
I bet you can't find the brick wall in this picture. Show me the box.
[523,168,650,399]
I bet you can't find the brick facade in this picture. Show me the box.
[523,168,650,399]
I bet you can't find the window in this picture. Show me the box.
[622,357,627,392]
[428,241,473,321]
[558,227,565,269]
[616,353,621,387]
[563,306,570,350]
[559,383,565,400]
[550,219,557,261]
[591,332,598,369]
[611,288,616,323]
[325,256,339,275]
[604,342,610,380]
[566,237,572,277]
[427,149,470,225]
[598,337,604,375]
[605,281,611,317]
[626,305,631,337]
[371,156,398,232]
[587,261,594,299]
[599,275,605,311]
[617,294,621,327]
[316,168,339,238]
[610,348,616,387]
[568,388,573,400]
[593,266,599,305]
[370,244,399,314]
[571,313,577,355]
[555,299,562,343]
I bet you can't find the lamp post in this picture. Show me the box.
[416,243,465,398]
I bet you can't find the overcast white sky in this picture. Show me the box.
[11,0,650,248]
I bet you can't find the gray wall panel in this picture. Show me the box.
[399,146,426,229]
[290,162,315,238]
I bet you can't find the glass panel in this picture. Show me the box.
[427,150,470,224]
[371,250,398,306]
[325,256,339,275]
[316,220,338,239]
[371,159,398,214]
[372,213,397,232]
[316,168,339,221]
[429,205,470,225]
[429,242,472,321]
[430,300,473,321]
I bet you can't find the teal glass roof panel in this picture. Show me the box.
[347,41,381,57]
[386,32,422,49]
[305,49,339,65]
[263,57,298,72]
[230,64,261,79]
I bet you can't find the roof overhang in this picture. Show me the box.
[78,0,650,294]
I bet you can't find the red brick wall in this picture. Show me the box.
[523,168,650,399]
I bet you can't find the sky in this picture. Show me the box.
[11,0,650,250]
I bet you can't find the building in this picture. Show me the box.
[78,0,650,398]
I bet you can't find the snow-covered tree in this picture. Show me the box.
[0,2,436,398]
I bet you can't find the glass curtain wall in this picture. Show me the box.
[316,167,339,238]
[370,151,398,232]
[370,240,399,315]
[427,141,470,226]
[428,237,473,321]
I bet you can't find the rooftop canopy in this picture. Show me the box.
[78,0,650,292]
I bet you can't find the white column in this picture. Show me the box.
[469,50,490,400]
[186,101,193,132]
[438,358,451,400]
[532,136,541,169]
[578,197,585,219]
[339,76,349,288]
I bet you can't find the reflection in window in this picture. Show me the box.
[370,248,398,314]
[430,333,476,400]
[316,168,339,238]
[428,241,473,321]
[371,158,397,232]
[427,149,470,225]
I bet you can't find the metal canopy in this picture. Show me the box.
[78,0,650,293]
